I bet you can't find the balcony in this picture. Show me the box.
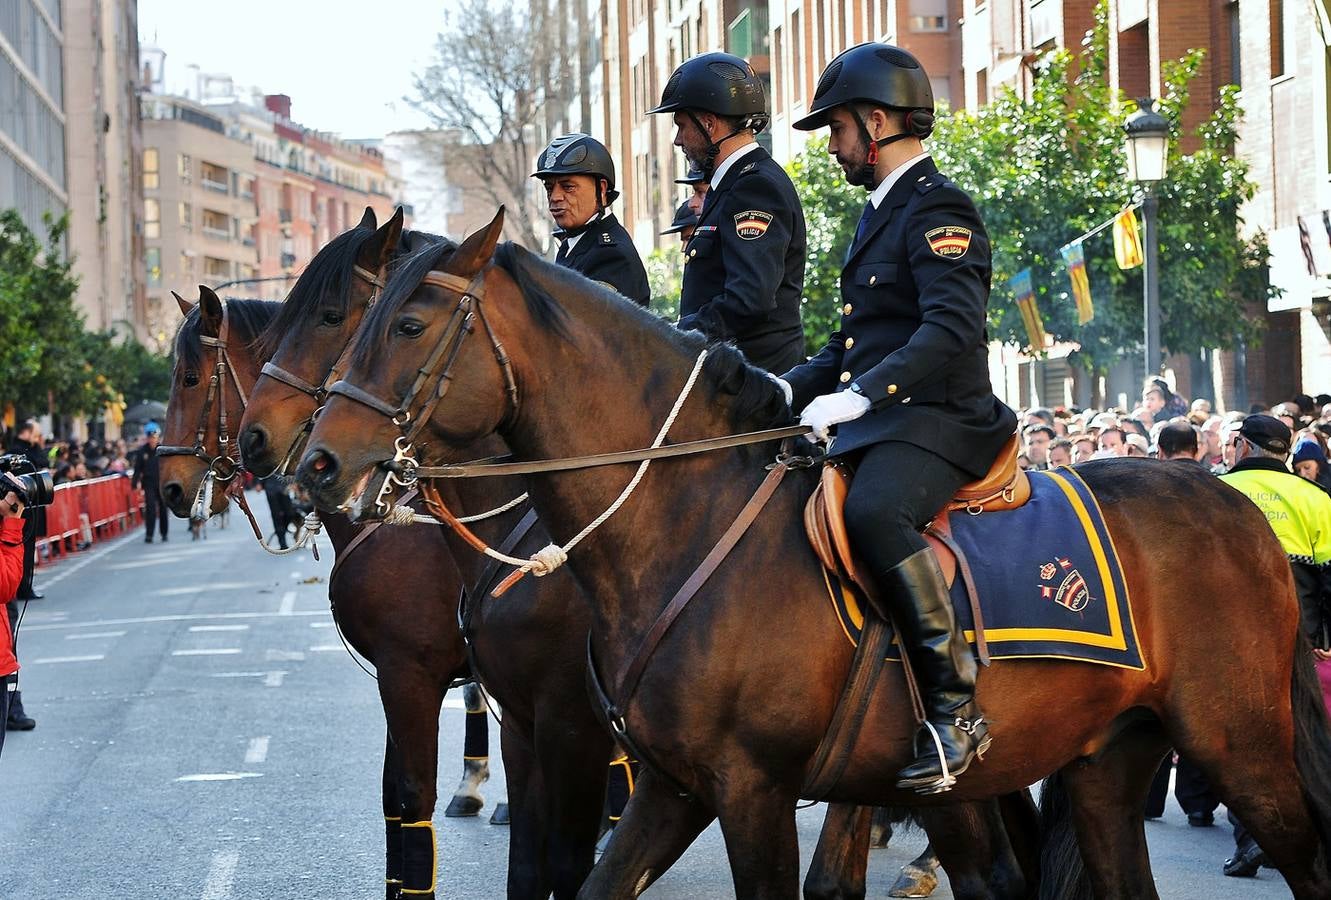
[201,178,229,194]
[278,208,292,224]
[202,226,230,241]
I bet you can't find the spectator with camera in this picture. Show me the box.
[1,471,31,750]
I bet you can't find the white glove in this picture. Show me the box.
[768,373,793,407]
[799,390,872,443]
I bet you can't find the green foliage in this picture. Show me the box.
[786,138,862,355]
[783,0,1271,374]
[646,245,684,322]
[0,210,170,419]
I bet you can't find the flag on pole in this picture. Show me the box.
[1112,208,1143,269]
[1060,241,1095,324]
[1008,269,1047,351]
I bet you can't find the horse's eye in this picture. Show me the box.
[320,310,345,327]
[183,372,200,388]
[397,319,425,338]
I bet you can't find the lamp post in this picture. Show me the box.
[1123,98,1169,376]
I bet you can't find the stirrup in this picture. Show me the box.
[900,717,991,795]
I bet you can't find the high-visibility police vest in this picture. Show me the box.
[1221,462,1331,565]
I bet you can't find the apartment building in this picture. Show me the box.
[0,0,67,243]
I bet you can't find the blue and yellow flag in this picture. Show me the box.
[1113,208,1143,269]
[1008,269,1047,351]
[1060,241,1095,325]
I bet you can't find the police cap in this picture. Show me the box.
[1239,414,1292,455]
[794,42,935,133]
[661,201,698,236]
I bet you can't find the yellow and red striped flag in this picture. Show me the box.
[1113,208,1143,269]
[1060,241,1095,324]
[1008,269,1047,351]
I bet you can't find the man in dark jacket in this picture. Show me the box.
[130,423,168,543]
[2,473,28,748]
[7,419,46,601]
[775,43,1017,794]
[650,52,807,374]
[532,133,650,306]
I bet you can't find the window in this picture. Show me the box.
[204,256,230,281]
[143,148,158,189]
[202,208,229,240]
[201,162,228,193]
[179,202,191,229]
[792,9,803,106]
[1271,0,1284,77]
[146,247,161,287]
[773,25,784,112]
[1228,0,1241,87]
[976,67,989,106]
[180,252,194,277]
[144,198,160,238]
[178,153,191,183]
[909,0,948,32]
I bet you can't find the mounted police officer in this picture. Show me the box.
[774,43,1017,794]
[532,133,650,306]
[650,52,806,374]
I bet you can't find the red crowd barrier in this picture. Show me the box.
[36,475,143,565]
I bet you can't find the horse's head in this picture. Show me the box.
[297,208,516,516]
[238,206,404,479]
[159,285,245,519]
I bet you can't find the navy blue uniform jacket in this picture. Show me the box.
[557,212,650,306]
[783,158,1016,479]
[678,146,806,374]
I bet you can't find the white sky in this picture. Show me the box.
[137,0,445,139]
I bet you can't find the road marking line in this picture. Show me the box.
[65,631,127,640]
[308,645,345,652]
[38,531,142,589]
[265,649,305,661]
[244,736,270,764]
[154,581,265,597]
[309,621,334,628]
[22,610,326,633]
[278,591,296,616]
[200,849,241,900]
[189,625,250,632]
[173,648,242,656]
[178,773,263,783]
[211,672,268,678]
[30,654,105,664]
[263,671,286,687]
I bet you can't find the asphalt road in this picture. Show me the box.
[0,493,1297,899]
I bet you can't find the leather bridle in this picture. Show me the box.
[324,268,519,512]
[252,263,387,476]
[157,301,249,485]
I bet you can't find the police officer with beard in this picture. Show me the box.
[774,44,1017,794]
[650,52,807,374]
[532,133,650,306]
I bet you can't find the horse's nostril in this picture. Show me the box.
[311,454,329,472]
[162,482,184,507]
[241,425,266,458]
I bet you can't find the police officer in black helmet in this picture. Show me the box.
[532,133,650,306]
[650,52,806,374]
[774,43,1017,794]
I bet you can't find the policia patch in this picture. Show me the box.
[925,225,973,258]
[734,210,773,240]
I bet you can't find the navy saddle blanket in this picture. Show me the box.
[826,467,1145,670]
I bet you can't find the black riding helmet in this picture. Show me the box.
[531,133,620,205]
[675,166,709,186]
[650,52,769,175]
[661,201,698,236]
[794,43,935,165]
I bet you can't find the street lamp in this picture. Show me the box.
[1124,98,1169,376]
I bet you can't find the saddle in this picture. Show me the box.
[803,432,1029,593]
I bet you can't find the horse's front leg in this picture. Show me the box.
[377,665,445,899]
[804,803,871,900]
[381,730,404,900]
[444,680,492,817]
[717,778,802,900]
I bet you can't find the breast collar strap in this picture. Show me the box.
[256,262,388,476]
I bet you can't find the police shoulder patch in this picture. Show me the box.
[925,225,973,259]
[734,209,773,240]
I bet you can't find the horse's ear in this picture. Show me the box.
[197,285,224,334]
[360,206,404,270]
[358,206,377,230]
[172,290,196,318]
[445,207,505,279]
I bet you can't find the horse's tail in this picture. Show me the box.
[1291,638,1331,864]
[1035,772,1094,900]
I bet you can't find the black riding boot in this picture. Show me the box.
[877,548,988,793]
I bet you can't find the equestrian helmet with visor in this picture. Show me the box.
[532,133,620,204]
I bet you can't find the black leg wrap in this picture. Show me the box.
[384,817,403,899]
[400,821,436,897]
[462,683,489,760]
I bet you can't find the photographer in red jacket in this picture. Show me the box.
[1,473,28,758]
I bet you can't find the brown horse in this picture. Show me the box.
[157,266,500,898]
[298,208,1331,900]
[233,214,617,899]
[242,212,1036,899]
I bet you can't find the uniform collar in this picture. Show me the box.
[1227,456,1292,476]
[868,152,933,209]
[708,141,762,193]
[555,211,609,253]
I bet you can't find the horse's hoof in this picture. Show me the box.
[489,802,510,825]
[444,795,483,817]
[888,864,939,898]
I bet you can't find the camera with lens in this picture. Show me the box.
[0,453,54,509]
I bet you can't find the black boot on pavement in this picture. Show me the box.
[6,690,35,731]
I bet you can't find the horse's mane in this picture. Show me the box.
[257,225,449,358]
[173,299,279,372]
[357,238,793,432]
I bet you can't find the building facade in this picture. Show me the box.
[0,0,67,243]
[63,0,147,342]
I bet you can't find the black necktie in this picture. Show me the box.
[555,240,569,264]
[854,201,876,245]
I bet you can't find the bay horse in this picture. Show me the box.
[233,213,617,898]
[156,226,502,900]
[243,212,1036,898]
[298,208,1331,900]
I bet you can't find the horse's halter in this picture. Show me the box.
[324,267,519,514]
[157,301,249,490]
[253,263,387,476]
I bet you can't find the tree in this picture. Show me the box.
[785,0,1272,379]
[407,0,573,250]
[645,246,685,322]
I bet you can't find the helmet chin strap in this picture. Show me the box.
[686,111,750,177]
[850,106,913,167]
